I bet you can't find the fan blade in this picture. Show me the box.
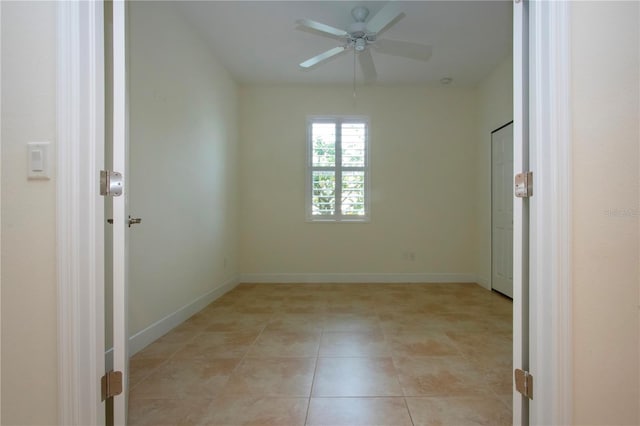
[374,39,433,61]
[296,19,348,38]
[300,46,347,68]
[358,49,377,82]
[366,1,403,34]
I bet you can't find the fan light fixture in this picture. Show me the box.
[351,6,369,23]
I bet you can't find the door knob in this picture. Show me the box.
[128,216,142,227]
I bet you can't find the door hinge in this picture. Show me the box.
[514,171,533,198]
[514,368,533,399]
[101,370,123,401]
[100,170,123,197]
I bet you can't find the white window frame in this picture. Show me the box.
[306,116,370,222]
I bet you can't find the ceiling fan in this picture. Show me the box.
[297,2,432,82]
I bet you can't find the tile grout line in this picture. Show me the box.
[128,327,205,392]
[403,396,416,426]
[217,304,275,395]
[303,314,325,426]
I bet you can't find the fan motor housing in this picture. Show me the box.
[348,22,367,38]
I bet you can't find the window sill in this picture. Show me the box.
[306,217,370,223]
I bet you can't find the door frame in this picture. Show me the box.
[56,1,106,425]
[527,1,573,424]
[55,1,573,424]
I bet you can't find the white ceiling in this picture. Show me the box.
[174,1,512,86]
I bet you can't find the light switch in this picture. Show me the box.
[27,142,50,180]
[31,149,44,172]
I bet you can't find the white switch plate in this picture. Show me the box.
[27,142,50,180]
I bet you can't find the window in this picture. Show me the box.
[306,116,369,221]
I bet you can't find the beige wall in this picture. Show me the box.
[238,85,479,279]
[475,56,514,289]
[572,1,640,424]
[128,1,239,336]
[0,1,59,424]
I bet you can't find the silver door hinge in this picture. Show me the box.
[101,370,123,401]
[100,170,123,197]
[514,368,533,399]
[514,171,533,198]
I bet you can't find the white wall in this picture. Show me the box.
[475,57,514,288]
[571,1,640,423]
[128,2,239,336]
[238,85,479,282]
[0,1,59,424]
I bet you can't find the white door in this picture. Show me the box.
[513,0,530,423]
[492,122,514,298]
[111,0,129,424]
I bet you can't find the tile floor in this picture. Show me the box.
[128,283,512,426]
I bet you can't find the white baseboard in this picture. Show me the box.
[129,276,239,355]
[238,273,477,284]
[105,276,239,361]
[476,275,491,290]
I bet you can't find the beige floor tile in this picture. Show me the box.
[285,293,326,303]
[129,357,167,389]
[323,313,381,332]
[247,330,321,357]
[128,283,513,424]
[388,331,460,358]
[325,303,378,314]
[197,303,239,315]
[128,399,209,426]
[445,329,512,357]
[306,397,413,426]
[325,295,377,314]
[319,331,390,357]
[405,396,512,426]
[178,312,217,331]
[430,312,494,330]
[187,397,308,426]
[204,312,271,333]
[134,330,200,359]
[497,393,512,410]
[173,331,260,359]
[325,293,375,303]
[264,313,325,332]
[464,352,513,397]
[312,357,403,397]
[379,312,446,334]
[392,355,489,397]
[232,302,281,314]
[130,358,239,400]
[222,358,316,397]
[279,301,327,314]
